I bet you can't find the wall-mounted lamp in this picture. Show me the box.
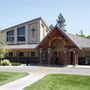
[64,48,67,53]
[73,48,76,54]
[40,48,42,54]
[48,48,51,53]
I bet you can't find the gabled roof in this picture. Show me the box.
[36,26,90,50]
[1,17,49,32]
[67,33,90,49]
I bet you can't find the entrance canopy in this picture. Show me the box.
[36,26,78,49]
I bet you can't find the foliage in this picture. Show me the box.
[86,35,90,39]
[0,32,8,61]
[56,13,66,32]
[76,30,90,39]
[11,62,21,66]
[0,72,28,85]
[1,59,12,66]
[49,24,54,30]
[79,30,85,38]
[25,74,90,90]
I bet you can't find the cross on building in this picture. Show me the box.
[31,28,35,37]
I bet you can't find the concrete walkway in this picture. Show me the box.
[0,65,90,90]
[0,66,61,90]
[0,73,46,90]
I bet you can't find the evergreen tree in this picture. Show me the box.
[86,35,90,39]
[56,13,66,32]
[79,30,85,38]
[49,24,54,31]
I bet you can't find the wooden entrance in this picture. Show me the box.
[70,51,74,65]
[51,49,59,65]
[37,27,79,66]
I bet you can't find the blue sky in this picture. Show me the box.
[0,0,90,35]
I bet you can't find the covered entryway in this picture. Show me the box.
[49,37,64,65]
[70,51,74,65]
[37,26,79,66]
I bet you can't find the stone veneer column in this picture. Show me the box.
[73,49,78,65]
[48,48,51,65]
[64,48,68,65]
[39,48,42,64]
[67,48,70,65]
[64,47,71,65]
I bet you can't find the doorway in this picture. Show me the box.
[52,51,58,65]
[70,51,74,65]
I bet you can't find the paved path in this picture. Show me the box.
[0,73,46,90]
[0,65,90,90]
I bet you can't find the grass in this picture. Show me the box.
[25,74,90,90]
[0,72,28,85]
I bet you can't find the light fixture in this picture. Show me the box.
[64,47,67,53]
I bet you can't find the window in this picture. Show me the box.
[7,30,14,42]
[17,26,25,42]
[19,52,24,57]
[31,52,35,57]
[8,52,13,57]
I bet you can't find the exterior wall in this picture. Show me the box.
[7,49,38,57]
[1,18,49,45]
[78,50,90,59]
[78,50,90,65]
[78,51,85,57]
[28,20,40,44]
[40,20,49,41]
[6,49,39,64]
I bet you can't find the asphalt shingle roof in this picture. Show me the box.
[4,44,37,50]
[67,33,90,49]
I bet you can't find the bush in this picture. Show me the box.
[11,62,21,66]
[1,59,12,66]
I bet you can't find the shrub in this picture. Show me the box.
[11,62,21,66]
[1,59,12,66]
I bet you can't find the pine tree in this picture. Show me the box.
[49,24,54,31]
[56,13,66,32]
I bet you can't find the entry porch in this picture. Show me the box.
[37,27,79,66]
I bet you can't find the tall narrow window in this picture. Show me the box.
[17,26,25,42]
[7,30,14,42]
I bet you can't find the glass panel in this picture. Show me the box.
[17,36,25,41]
[17,26,25,35]
[31,52,35,57]
[7,37,14,42]
[7,30,14,36]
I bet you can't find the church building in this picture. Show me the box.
[1,17,90,66]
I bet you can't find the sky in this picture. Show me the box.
[0,0,90,35]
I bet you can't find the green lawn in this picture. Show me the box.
[25,74,90,90]
[0,72,28,85]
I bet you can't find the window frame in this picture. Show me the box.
[17,26,25,42]
[7,30,14,42]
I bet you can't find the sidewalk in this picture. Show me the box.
[0,65,90,90]
[0,73,47,90]
[75,65,90,69]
